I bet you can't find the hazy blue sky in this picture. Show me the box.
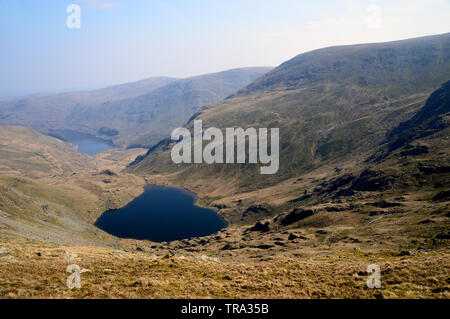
[1,0,449,98]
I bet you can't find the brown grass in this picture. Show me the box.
[0,241,448,299]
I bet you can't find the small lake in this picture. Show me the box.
[50,130,116,155]
[94,184,227,242]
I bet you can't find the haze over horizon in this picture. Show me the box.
[1,0,449,98]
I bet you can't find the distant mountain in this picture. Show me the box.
[0,76,176,141]
[85,77,178,102]
[66,67,273,147]
[0,68,272,147]
[130,33,450,190]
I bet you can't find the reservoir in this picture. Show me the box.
[49,129,116,155]
[94,184,227,242]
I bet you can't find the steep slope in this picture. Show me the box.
[130,33,450,192]
[0,68,272,147]
[384,80,450,153]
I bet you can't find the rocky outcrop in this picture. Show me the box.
[242,205,269,217]
[213,204,228,210]
[280,208,315,226]
[247,221,270,232]
[288,233,307,240]
[400,145,429,157]
[349,169,393,192]
[418,164,450,174]
[365,200,403,208]
[432,190,450,201]
[386,80,450,153]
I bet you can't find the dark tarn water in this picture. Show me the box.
[94,185,226,242]
[51,130,116,155]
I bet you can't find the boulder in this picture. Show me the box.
[288,233,307,240]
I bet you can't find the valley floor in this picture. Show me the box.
[0,126,448,299]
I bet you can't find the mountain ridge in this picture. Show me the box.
[237,32,450,95]
[0,67,272,147]
[130,33,450,193]
[66,67,273,147]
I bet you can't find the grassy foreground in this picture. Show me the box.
[0,240,448,299]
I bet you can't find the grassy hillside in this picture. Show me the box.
[128,35,449,260]
[0,126,97,178]
[240,33,450,95]
[0,126,145,245]
[131,33,450,190]
[0,34,448,300]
